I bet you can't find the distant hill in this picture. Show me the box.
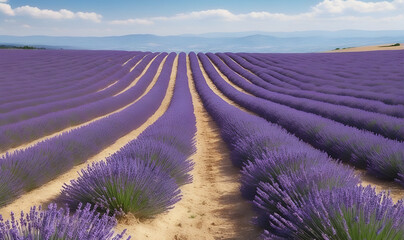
[1,30,403,52]
[0,44,46,50]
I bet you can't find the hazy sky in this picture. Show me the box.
[0,0,403,36]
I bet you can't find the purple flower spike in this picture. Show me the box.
[0,203,127,239]
[59,158,182,219]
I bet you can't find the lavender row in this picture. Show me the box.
[0,51,134,101]
[0,50,114,91]
[0,53,161,152]
[239,53,404,105]
[0,53,126,96]
[250,52,404,94]
[60,52,197,218]
[0,50,135,92]
[252,51,404,92]
[0,53,147,114]
[190,52,404,239]
[0,203,127,240]
[0,56,122,106]
[247,52,404,96]
[199,53,404,185]
[208,53,404,141]
[0,53,149,125]
[225,53,404,118]
[0,53,138,108]
[0,52,174,207]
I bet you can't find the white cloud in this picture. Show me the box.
[15,6,75,19]
[115,9,308,24]
[113,0,402,25]
[109,18,153,25]
[0,4,102,22]
[313,0,397,14]
[160,9,240,21]
[1,0,404,36]
[0,3,14,16]
[76,12,102,23]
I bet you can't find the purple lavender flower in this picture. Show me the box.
[240,146,329,200]
[59,157,182,219]
[111,139,194,185]
[0,203,127,240]
[272,186,404,239]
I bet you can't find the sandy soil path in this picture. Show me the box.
[122,54,138,66]
[0,54,161,158]
[0,55,174,218]
[356,169,403,202]
[96,80,119,92]
[114,55,260,240]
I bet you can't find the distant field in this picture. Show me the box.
[329,42,404,52]
[0,48,403,239]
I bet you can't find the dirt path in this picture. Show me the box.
[96,80,119,92]
[114,54,158,96]
[0,55,175,219]
[356,169,403,203]
[122,54,137,66]
[0,54,164,158]
[114,55,260,240]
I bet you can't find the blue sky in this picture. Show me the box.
[0,0,403,36]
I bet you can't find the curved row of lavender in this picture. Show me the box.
[0,51,136,105]
[0,50,136,94]
[0,53,149,125]
[199,53,404,185]
[0,203,128,239]
[226,53,404,118]
[190,52,404,239]
[0,50,119,94]
[0,52,147,116]
[249,52,403,95]
[240,51,404,105]
[0,53,174,206]
[210,53,404,141]
[59,52,197,218]
[0,53,162,151]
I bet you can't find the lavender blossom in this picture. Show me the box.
[59,158,182,218]
[0,203,127,240]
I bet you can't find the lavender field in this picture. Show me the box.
[0,49,403,239]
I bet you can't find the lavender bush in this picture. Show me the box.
[0,203,127,240]
[264,186,404,240]
[59,158,181,218]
